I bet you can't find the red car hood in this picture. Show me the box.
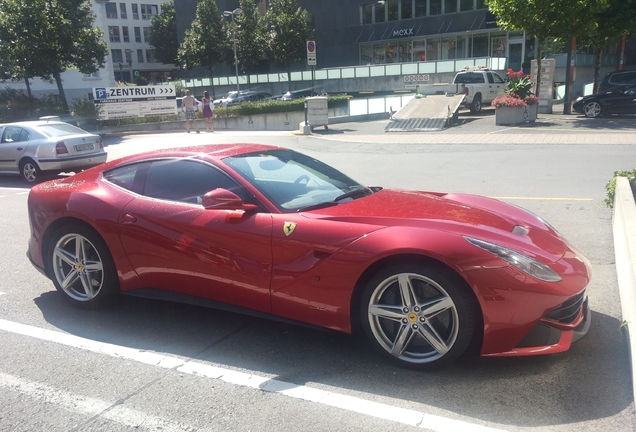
[304,189,566,261]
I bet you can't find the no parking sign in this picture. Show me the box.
[307,40,316,66]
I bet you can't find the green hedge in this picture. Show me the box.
[605,170,636,208]
[213,95,352,118]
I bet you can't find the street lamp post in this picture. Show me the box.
[223,8,242,93]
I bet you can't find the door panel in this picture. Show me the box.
[118,198,273,312]
[0,127,27,172]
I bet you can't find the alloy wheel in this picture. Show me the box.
[52,233,105,302]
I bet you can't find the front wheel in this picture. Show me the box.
[360,263,478,369]
[47,224,119,308]
[584,101,602,118]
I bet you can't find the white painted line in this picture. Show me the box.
[0,372,203,432]
[0,319,507,432]
[0,187,28,191]
[16,191,29,195]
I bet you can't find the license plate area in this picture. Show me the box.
[74,143,94,151]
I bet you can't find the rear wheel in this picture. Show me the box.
[469,96,482,114]
[583,101,602,118]
[20,159,41,183]
[360,263,478,369]
[47,224,119,308]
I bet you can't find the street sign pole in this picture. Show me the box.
[307,40,316,92]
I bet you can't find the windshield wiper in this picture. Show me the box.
[334,187,373,202]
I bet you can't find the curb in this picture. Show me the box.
[612,176,636,403]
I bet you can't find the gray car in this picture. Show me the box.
[0,120,107,183]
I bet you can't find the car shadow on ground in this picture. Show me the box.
[34,291,632,429]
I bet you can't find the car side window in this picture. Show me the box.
[487,73,495,84]
[103,162,149,193]
[143,159,249,205]
[492,73,505,84]
[1,126,24,143]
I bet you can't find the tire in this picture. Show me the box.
[360,263,478,369]
[583,101,602,118]
[469,96,482,114]
[20,159,41,183]
[47,224,119,309]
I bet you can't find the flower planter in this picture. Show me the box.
[495,105,536,125]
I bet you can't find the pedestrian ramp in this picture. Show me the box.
[385,94,465,132]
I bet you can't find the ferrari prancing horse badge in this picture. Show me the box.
[284,222,297,236]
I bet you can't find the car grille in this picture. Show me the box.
[544,291,585,324]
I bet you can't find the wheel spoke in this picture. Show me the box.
[75,235,86,262]
[54,247,76,266]
[417,322,450,355]
[369,304,405,321]
[79,271,96,299]
[390,323,414,357]
[421,296,454,319]
[83,260,103,273]
[398,274,416,308]
[61,269,79,291]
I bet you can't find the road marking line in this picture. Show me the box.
[0,318,506,432]
[0,187,28,191]
[0,372,202,432]
[490,197,593,201]
[16,191,29,195]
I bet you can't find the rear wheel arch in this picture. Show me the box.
[41,218,104,276]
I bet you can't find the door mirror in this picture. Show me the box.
[202,188,257,211]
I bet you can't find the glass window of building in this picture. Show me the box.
[476,0,487,9]
[401,0,413,19]
[441,37,456,59]
[132,4,139,20]
[397,41,411,62]
[111,49,123,63]
[108,26,120,43]
[460,0,474,11]
[134,27,142,43]
[473,33,489,57]
[361,45,373,63]
[122,26,130,43]
[445,0,457,14]
[414,0,426,17]
[430,0,442,15]
[137,49,145,63]
[385,43,398,63]
[143,27,150,43]
[120,3,127,19]
[145,49,156,62]
[362,4,372,24]
[490,33,506,57]
[413,39,426,61]
[141,4,158,20]
[456,35,472,58]
[374,2,385,22]
[427,38,440,60]
[106,3,117,19]
[373,43,387,63]
[387,0,399,21]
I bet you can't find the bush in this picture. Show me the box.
[605,170,636,208]
[214,95,352,118]
[71,98,101,128]
[0,87,64,122]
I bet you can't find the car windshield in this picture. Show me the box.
[223,149,373,212]
[36,123,89,137]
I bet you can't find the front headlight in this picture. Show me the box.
[465,237,562,282]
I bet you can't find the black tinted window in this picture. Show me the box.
[143,159,245,204]
[609,72,636,85]
[103,162,148,192]
[454,73,485,84]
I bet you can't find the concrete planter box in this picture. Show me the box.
[612,176,636,402]
[495,105,537,125]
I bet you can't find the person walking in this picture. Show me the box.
[182,90,200,133]
[202,91,214,132]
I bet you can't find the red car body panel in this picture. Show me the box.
[27,144,592,359]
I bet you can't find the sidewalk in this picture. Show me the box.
[311,108,636,145]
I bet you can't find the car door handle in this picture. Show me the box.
[16,147,23,151]
[121,213,137,224]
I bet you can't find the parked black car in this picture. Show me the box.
[280,89,317,101]
[598,70,636,93]
[572,85,636,118]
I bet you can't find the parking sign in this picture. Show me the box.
[307,40,316,66]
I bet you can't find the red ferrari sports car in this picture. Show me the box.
[27,144,591,369]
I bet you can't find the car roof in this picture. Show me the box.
[0,121,71,128]
[108,144,281,168]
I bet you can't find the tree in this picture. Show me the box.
[232,0,268,86]
[178,0,230,98]
[486,0,590,96]
[578,0,636,92]
[267,0,313,90]
[149,0,179,67]
[0,0,107,113]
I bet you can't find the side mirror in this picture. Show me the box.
[202,188,257,211]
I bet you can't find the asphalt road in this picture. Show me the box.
[1,119,635,431]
